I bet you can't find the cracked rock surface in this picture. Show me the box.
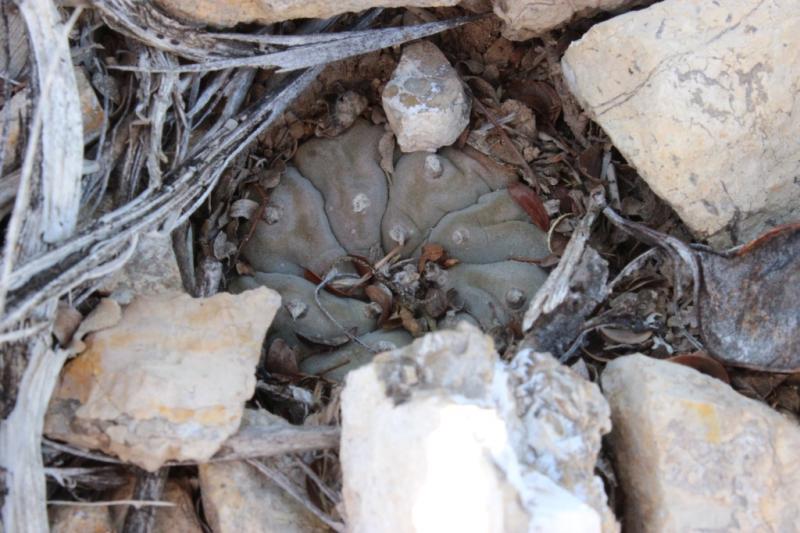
[603,355,800,532]
[45,288,281,471]
[562,0,800,245]
[340,324,617,532]
[232,120,549,379]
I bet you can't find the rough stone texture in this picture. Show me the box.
[382,41,470,152]
[562,0,800,245]
[603,354,800,532]
[341,324,616,533]
[2,68,104,170]
[156,0,459,27]
[44,288,280,471]
[199,412,328,533]
[98,232,184,303]
[49,506,113,533]
[494,0,637,40]
[235,120,549,378]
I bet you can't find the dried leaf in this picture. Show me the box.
[599,326,652,345]
[265,339,299,375]
[507,181,550,231]
[399,307,424,337]
[442,258,461,268]
[213,231,237,259]
[506,80,561,126]
[229,198,260,220]
[365,284,393,326]
[577,144,603,181]
[510,254,561,268]
[667,352,730,384]
[698,223,800,372]
[418,243,445,273]
[303,268,352,298]
[423,287,449,318]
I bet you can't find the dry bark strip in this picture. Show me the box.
[0,2,84,531]
[121,468,170,533]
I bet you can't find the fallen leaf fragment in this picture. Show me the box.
[599,326,652,346]
[698,223,800,372]
[667,352,730,384]
[506,79,562,126]
[365,284,393,326]
[265,338,299,375]
[507,181,550,231]
[417,243,445,273]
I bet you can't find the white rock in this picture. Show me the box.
[602,354,800,532]
[99,231,184,303]
[45,288,280,471]
[382,41,470,153]
[155,0,459,27]
[562,0,800,245]
[341,323,617,533]
[494,0,637,40]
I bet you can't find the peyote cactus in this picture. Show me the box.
[230,120,550,379]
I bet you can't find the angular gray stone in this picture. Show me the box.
[603,354,800,532]
[562,0,800,245]
[382,41,470,153]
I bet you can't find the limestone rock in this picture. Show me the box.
[494,0,638,40]
[382,41,470,153]
[341,323,616,533]
[156,0,458,27]
[602,354,800,532]
[98,232,184,303]
[199,451,327,533]
[49,506,113,533]
[45,288,280,471]
[562,0,800,245]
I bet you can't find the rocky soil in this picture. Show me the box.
[2,0,799,532]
